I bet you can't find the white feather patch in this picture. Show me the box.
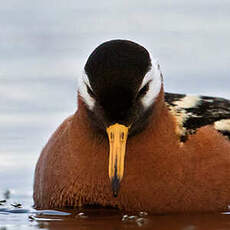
[214,119,230,132]
[78,71,95,110]
[138,57,162,109]
[166,95,201,138]
[174,95,201,109]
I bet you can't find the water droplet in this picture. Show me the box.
[121,214,128,221]
[128,215,137,220]
[139,211,148,217]
[76,212,88,218]
[136,217,145,226]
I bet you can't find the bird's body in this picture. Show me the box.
[33,40,230,213]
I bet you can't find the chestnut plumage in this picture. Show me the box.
[33,39,230,213]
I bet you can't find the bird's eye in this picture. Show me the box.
[86,84,96,98]
[137,82,149,99]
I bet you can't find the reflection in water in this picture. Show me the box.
[1,197,230,230]
[28,210,230,230]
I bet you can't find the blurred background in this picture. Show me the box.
[0,0,229,201]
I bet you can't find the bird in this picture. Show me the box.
[33,39,230,214]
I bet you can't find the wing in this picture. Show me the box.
[165,92,230,142]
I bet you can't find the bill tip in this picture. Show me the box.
[112,176,120,198]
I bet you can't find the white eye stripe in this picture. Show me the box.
[139,70,153,92]
[137,80,151,96]
[139,56,162,109]
[78,71,95,110]
[82,71,93,91]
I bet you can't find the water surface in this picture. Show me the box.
[1,194,230,230]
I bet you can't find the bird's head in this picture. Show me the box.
[78,40,163,197]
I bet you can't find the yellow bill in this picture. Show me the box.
[106,123,129,197]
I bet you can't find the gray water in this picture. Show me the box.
[0,0,230,229]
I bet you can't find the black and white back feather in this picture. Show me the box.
[165,93,230,142]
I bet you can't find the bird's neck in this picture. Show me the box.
[128,86,179,146]
[75,86,178,147]
[70,88,179,189]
